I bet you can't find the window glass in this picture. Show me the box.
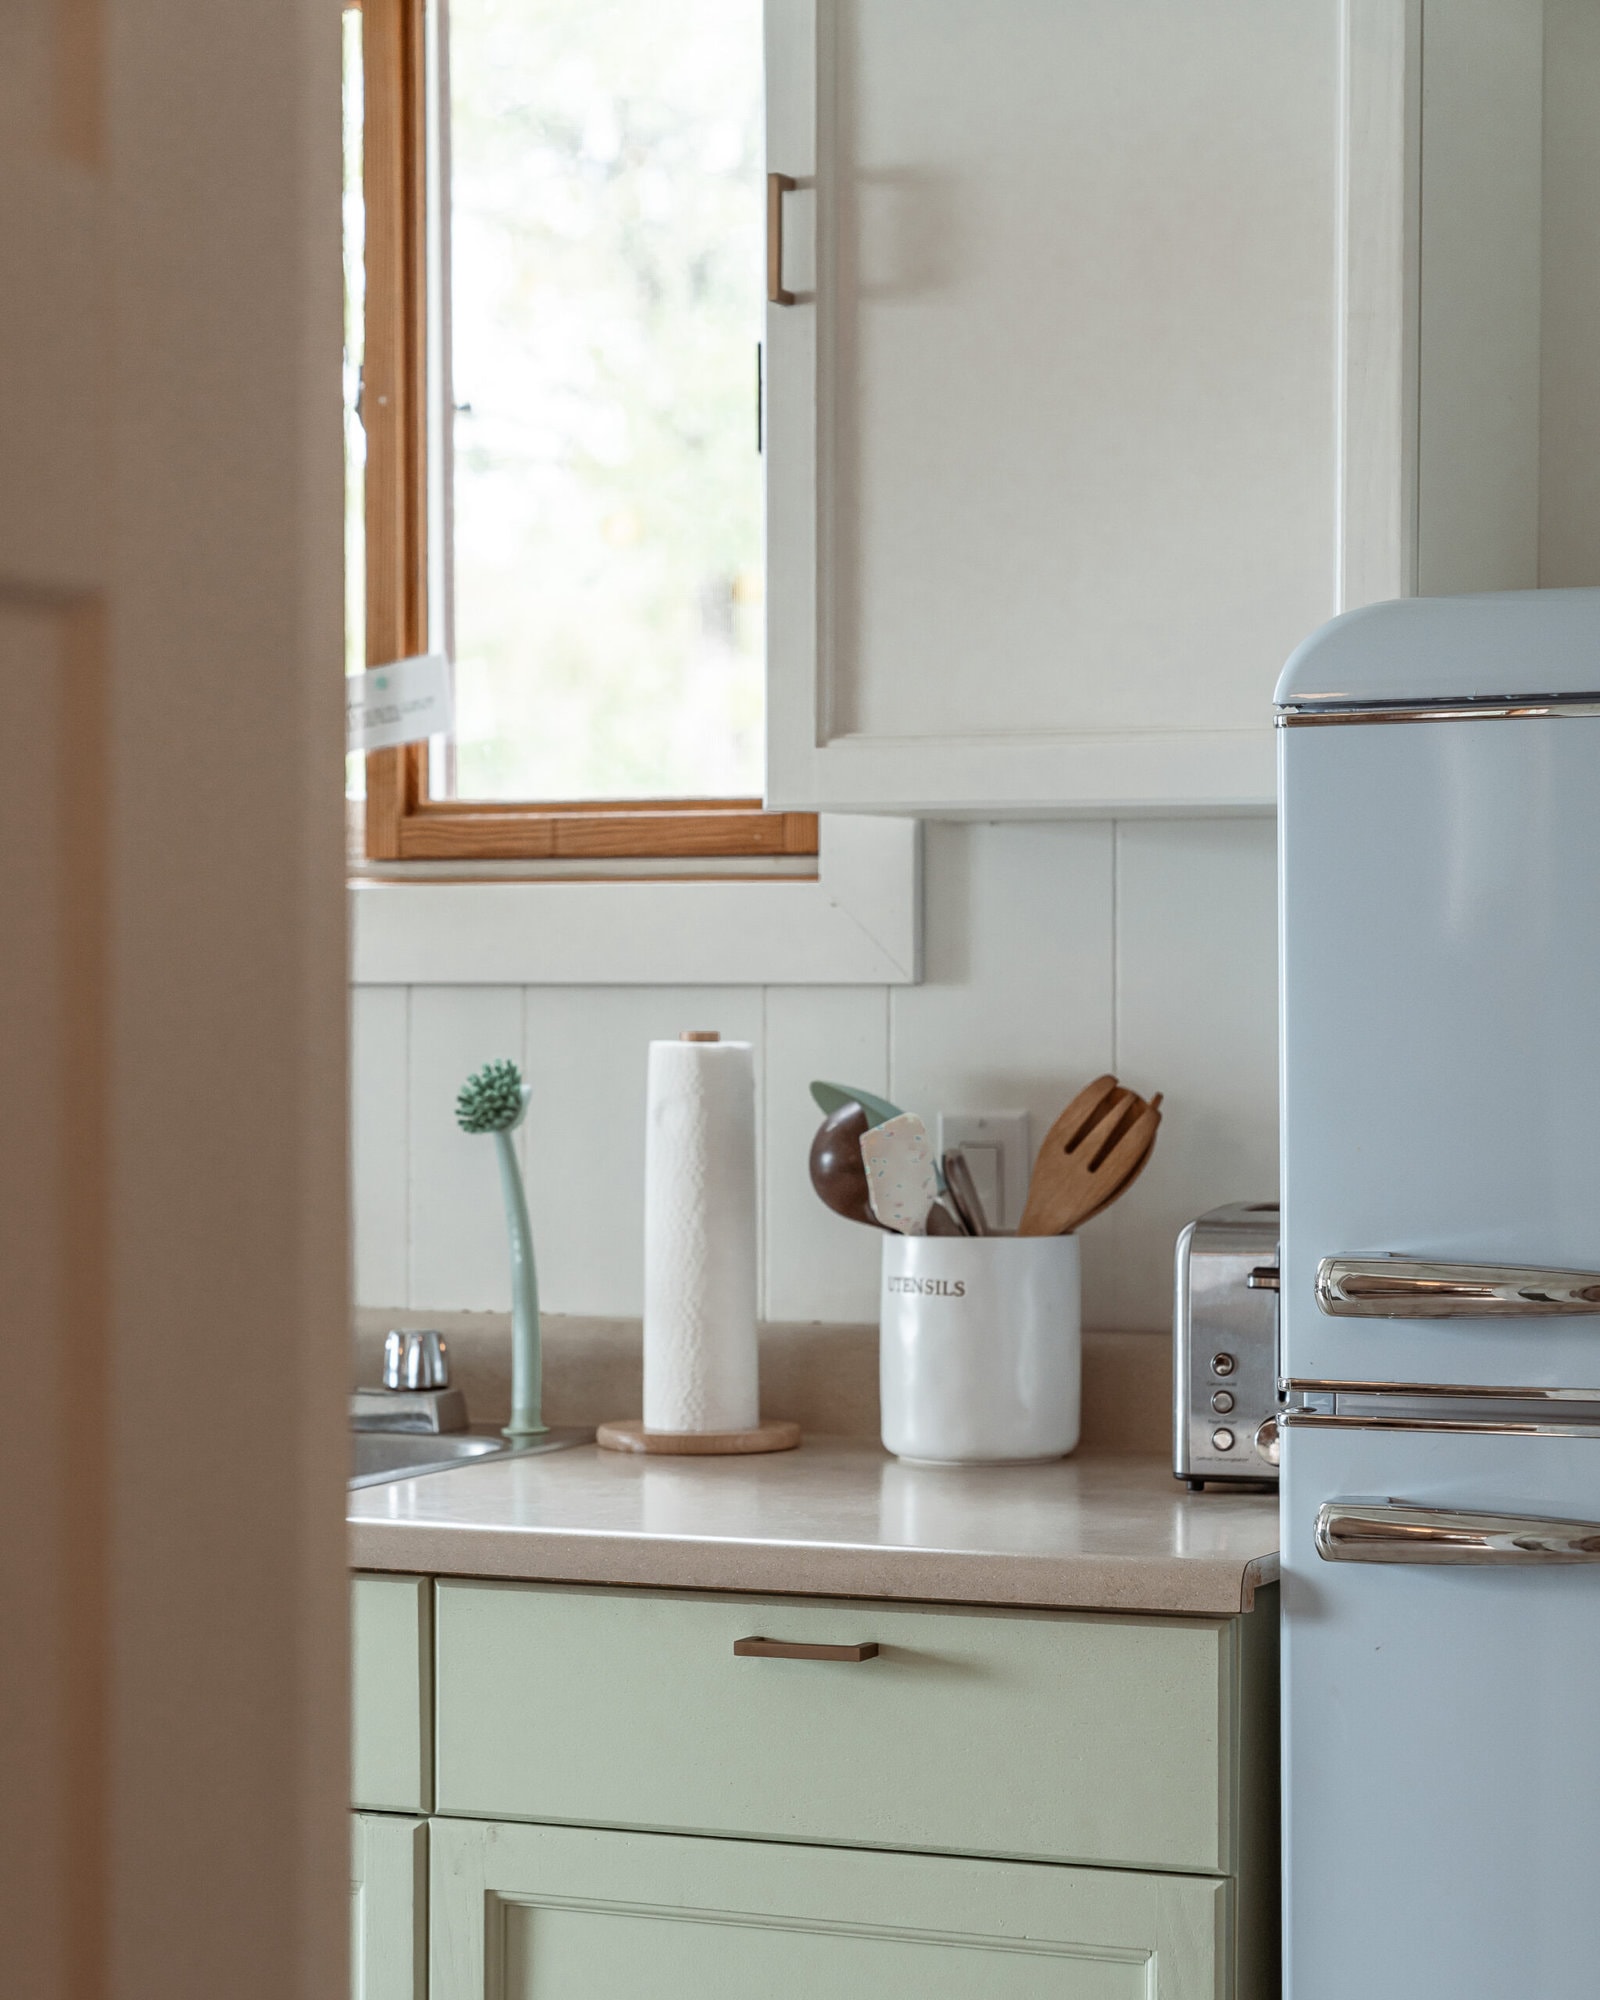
[444,0,764,801]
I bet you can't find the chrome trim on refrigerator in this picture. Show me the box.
[1276,694,1600,727]
[1283,1378,1600,1400]
[1316,1257,1600,1319]
[1316,1500,1600,1564]
[1282,1408,1600,1439]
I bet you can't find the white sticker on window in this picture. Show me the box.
[346,654,454,754]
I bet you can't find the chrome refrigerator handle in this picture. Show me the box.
[1317,1502,1600,1565]
[1316,1257,1600,1319]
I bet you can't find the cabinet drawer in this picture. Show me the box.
[352,1574,432,1813]
[435,1582,1239,1871]
[431,1817,1229,2000]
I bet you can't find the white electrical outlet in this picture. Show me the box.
[936,1111,1032,1232]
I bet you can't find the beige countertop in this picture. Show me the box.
[348,1438,1278,1618]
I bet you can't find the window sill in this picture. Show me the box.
[349,815,921,985]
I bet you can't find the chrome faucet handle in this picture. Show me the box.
[382,1328,451,1391]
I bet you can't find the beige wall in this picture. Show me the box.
[1,6,348,1997]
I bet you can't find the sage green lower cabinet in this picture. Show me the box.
[351,1576,1278,1997]
[430,1818,1229,2000]
[351,1814,427,2000]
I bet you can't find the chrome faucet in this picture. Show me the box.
[351,1329,468,1434]
[382,1327,451,1390]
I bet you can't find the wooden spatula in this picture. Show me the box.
[1018,1078,1161,1235]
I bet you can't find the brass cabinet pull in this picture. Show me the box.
[767,173,797,305]
[733,1636,878,1662]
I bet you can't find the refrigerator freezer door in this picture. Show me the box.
[1275,588,1600,709]
[1280,712,1600,1388]
[1283,1420,1600,2000]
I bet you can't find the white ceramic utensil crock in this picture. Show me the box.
[879,1234,1081,1465]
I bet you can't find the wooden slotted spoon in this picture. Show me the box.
[1072,1094,1162,1226]
[1018,1076,1163,1236]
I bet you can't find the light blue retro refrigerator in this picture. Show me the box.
[1277,588,1600,2000]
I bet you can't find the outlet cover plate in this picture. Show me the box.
[936,1111,1032,1232]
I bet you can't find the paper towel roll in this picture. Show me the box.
[643,1037,760,1432]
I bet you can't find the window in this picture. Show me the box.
[345,0,817,865]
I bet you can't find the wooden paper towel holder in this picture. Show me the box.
[601,1031,801,1456]
[596,1418,801,1455]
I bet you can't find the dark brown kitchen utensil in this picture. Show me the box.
[808,1100,887,1229]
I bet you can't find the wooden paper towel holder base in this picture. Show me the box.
[596,1418,802,1456]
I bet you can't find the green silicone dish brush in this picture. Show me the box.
[456,1058,547,1438]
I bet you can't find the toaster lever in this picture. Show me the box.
[1246,1266,1280,1291]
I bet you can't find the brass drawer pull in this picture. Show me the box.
[733,1636,878,1663]
[767,173,797,305]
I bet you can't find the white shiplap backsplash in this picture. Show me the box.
[351,817,1279,1331]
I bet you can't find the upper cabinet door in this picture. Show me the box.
[764,0,1545,815]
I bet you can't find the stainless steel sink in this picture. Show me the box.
[349,1427,594,1490]
[350,1432,507,1488]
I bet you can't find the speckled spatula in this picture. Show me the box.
[860,1112,941,1235]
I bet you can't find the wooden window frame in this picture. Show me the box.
[355,0,817,865]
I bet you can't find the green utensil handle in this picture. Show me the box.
[494,1128,547,1438]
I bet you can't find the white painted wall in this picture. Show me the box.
[351,29,1600,1336]
[352,816,1279,1331]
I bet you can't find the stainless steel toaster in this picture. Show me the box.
[1173,1201,1280,1489]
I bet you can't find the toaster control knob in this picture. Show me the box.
[1211,1352,1236,1377]
[1210,1390,1235,1414]
[1255,1417,1281,1467]
[1211,1427,1236,1452]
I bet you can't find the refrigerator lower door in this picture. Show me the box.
[1283,1420,1600,2000]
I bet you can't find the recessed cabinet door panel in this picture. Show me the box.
[430,1819,1228,2000]
[838,0,1336,742]
[767,0,1340,809]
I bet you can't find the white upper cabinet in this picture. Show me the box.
[764,0,1545,815]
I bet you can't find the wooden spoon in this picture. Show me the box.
[1018,1077,1161,1235]
[1016,1075,1120,1236]
[1074,1094,1162,1226]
